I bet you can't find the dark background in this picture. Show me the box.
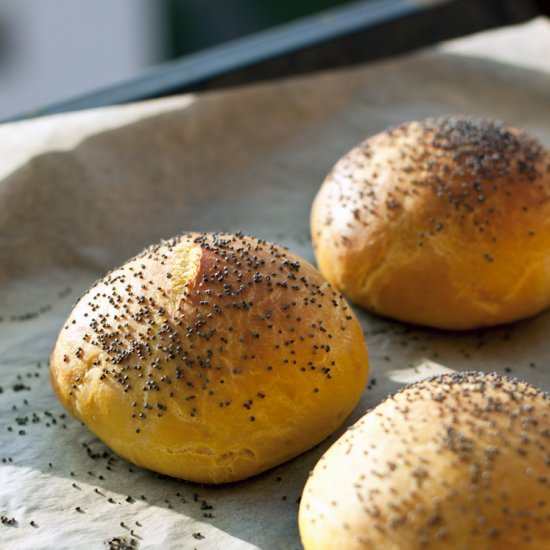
[0,0,548,121]
[165,0,548,58]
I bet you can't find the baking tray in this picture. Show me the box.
[0,38,549,550]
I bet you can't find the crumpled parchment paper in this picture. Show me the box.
[1,18,549,550]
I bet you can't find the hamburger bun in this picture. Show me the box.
[50,232,369,483]
[299,371,550,550]
[311,116,550,329]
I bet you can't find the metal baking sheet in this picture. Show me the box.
[1,25,550,550]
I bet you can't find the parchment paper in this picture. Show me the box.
[1,18,550,550]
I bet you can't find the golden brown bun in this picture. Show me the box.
[299,372,550,550]
[311,116,550,330]
[50,232,368,483]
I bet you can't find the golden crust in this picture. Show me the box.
[311,116,550,329]
[50,232,369,483]
[299,372,550,550]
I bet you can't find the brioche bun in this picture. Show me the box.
[299,372,550,550]
[50,232,368,483]
[311,116,550,329]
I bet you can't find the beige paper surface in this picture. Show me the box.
[1,20,549,550]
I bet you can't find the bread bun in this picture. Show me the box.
[299,372,550,550]
[50,232,368,483]
[311,116,550,329]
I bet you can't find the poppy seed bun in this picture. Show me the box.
[49,232,369,483]
[299,372,550,550]
[311,116,550,330]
